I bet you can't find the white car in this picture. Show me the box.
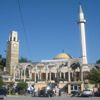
[81,90,93,97]
[0,95,4,99]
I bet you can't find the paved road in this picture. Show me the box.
[4,95,100,100]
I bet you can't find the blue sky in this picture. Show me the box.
[0,0,100,63]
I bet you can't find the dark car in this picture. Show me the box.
[94,88,100,97]
[39,86,54,97]
[0,87,7,100]
[0,87,7,96]
[71,90,80,97]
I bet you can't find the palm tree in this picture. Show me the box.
[70,62,80,81]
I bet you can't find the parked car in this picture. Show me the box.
[94,88,100,97]
[71,90,80,97]
[0,87,7,96]
[59,90,66,96]
[94,91,100,97]
[0,87,7,100]
[0,95,4,100]
[81,89,93,97]
[39,86,54,97]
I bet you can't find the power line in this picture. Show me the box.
[17,0,33,60]
[18,0,26,34]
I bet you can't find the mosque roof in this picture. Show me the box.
[53,52,72,59]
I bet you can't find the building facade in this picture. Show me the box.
[13,53,90,94]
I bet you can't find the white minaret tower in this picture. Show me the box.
[78,5,88,66]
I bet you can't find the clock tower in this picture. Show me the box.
[6,31,19,76]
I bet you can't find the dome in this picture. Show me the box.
[53,52,72,59]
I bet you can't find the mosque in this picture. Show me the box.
[2,5,90,94]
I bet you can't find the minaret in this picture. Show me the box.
[6,31,19,76]
[78,5,88,66]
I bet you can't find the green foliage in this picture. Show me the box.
[70,62,81,81]
[17,81,27,90]
[19,57,28,62]
[0,55,2,59]
[0,54,6,71]
[0,76,4,87]
[17,81,27,94]
[88,69,100,84]
[70,62,80,71]
[96,59,100,64]
[19,57,32,63]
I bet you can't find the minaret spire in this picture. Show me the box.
[78,5,88,66]
[78,5,86,23]
[79,5,83,13]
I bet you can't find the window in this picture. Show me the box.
[13,37,16,41]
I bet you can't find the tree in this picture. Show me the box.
[87,59,100,84]
[19,57,32,63]
[96,59,100,64]
[0,76,4,87]
[88,68,100,84]
[70,62,80,81]
[95,59,100,70]
[16,81,27,95]
[19,57,28,63]
[0,54,6,72]
[0,55,2,71]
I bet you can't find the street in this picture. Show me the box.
[3,95,100,100]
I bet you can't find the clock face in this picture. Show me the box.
[13,43,17,47]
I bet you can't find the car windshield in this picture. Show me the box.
[83,90,91,91]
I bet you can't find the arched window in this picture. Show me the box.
[13,37,16,41]
[26,68,29,78]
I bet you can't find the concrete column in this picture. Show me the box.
[40,71,42,80]
[23,69,26,82]
[55,73,57,78]
[35,66,37,82]
[45,65,48,82]
[81,66,83,82]
[60,72,61,79]
[68,84,71,94]
[29,70,32,79]
[12,67,15,82]
[30,70,32,80]
[28,70,30,78]
[20,69,22,80]
[38,72,39,81]
[46,71,48,81]
[64,72,65,79]
[39,71,41,80]
[81,83,84,91]
[68,71,71,82]
[34,72,36,82]
[50,71,51,82]
[68,61,72,82]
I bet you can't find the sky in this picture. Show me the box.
[0,0,100,64]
